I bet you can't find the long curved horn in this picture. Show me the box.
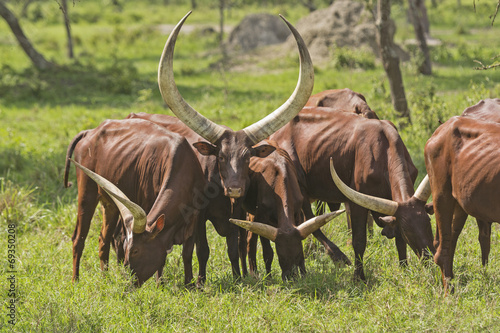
[229,218,278,241]
[158,11,226,143]
[242,15,314,144]
[70,159,148,234]
[329,158,398,216]
[297,209,345,239]
[414,174,431,202]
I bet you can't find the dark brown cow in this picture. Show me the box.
[157,11,313,200]
[64,119,206,286]
[424,115,500,292]
[269,107,434,280]
[305,88,379,119]
[125,112,248,283]
[230,141,348,280]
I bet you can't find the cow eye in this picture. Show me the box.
[218,155,226,162]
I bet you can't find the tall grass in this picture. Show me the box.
[1,0,500,331]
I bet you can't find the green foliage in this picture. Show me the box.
[1,0,500,331]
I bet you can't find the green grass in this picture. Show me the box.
[1,0,500,331]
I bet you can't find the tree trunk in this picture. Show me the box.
[0,1,54,70]
[219,0,224,44]
[376,0,410,119]
[191,0,197,9]
[60,0,74,59]
[408,0,432,75]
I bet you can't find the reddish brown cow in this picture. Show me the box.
[157,11,313,200]
[425,115,500,292]
[269,107,435,280]
[431,98,500,266]
[64,119,206,286]
[231,141,348,280]
[305,88,379,119]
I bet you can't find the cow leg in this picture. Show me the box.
[260,236,274,276]
[226,225,242,279]
[476,219,491,266]
[99,198,119,271]
[433,188,458,292]
[195,219,210,285]
[349,204,369,280]
[112,219,126,264]
[182,235,195,286]
[239,227,249,277]
[72,178,99,282]
[312,229,351,265]
[394,228,408,267]
[247,231,258,276]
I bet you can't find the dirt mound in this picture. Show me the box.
[227,13,291,52]
[284,0,406,63]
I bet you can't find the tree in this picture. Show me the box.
[0,1,54,70]
[408,0,432,75]
[59,0,74,59]
[376,0,410,119]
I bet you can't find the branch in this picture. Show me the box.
[473,0,500,25]
[473,55,500,70]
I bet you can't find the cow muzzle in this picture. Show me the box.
[225,187,243,198]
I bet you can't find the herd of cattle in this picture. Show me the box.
[63,12,500,293]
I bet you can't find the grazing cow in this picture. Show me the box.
[424,115,500,292]
[64,119,206,286]
[269,107,434,280]
[230,141,348,280]
[158,11,313,200]
[305,88,379,119]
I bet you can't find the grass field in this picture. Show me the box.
[1,0,500,331]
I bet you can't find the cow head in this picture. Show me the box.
[230,210,345,280]
[329,159,435,259]
[158,11,313,199]
[71,159,169,286]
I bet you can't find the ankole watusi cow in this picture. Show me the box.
[64,119,206,286]
[268,107,434,280]
[428,98,500,268]
[228,141,349,280]
[118,11,314,281]
[158,11,313,200]
[424,115,500,292]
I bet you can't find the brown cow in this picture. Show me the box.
[157,11,313,200]
[230,141,349,280]
[424,115,500,292]
[64,119,206,286]
[269,107,434,280]
[305,88,379,119]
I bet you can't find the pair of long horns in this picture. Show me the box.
[158,11,314,145]
[70,159,148,234]
[328,158,431,216]
[229,210,345,241]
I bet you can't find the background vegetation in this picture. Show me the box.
[1,0,499,331]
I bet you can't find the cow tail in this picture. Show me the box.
[64,130,89,188]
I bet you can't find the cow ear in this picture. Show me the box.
[192,142,218,156]
[379,215,396,225]
[149,214,165,238]
[252,144,275,158]
[425,203,434,215]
